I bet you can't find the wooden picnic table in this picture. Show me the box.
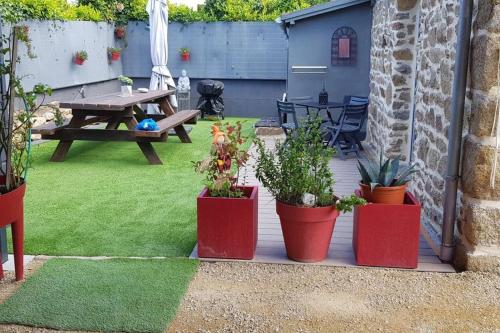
[32,90,200,165]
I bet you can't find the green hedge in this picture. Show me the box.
[0,0,329,24]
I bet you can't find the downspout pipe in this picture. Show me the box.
[440,0,474,262]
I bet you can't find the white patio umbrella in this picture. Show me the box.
[146,0,177,114]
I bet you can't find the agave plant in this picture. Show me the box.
[357,153,417,191]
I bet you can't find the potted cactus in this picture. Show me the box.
[118,75,133,97]
[108,47,121,61]
[353,154,421,269]
[194,122,257,260]
[179,47,190,62]
[254,119,365,263]
[74,50,88,65]
[357,153,417,204]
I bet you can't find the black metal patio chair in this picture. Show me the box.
[277,100,300,136]
[326,103,369,160]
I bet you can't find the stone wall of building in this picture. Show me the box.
[367,0,419,161]
[457,0,500,273]
[368,0,500,272]
[411,0,462,241]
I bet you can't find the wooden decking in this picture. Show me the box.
[191,137,455,273]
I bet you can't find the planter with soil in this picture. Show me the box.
[197,186,258,259]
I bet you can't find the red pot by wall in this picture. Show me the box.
[75,57,85,65]
[197,186,258,260]
[359,183,407,204]
[110,52,121,61]
[115,27,126,39]
[0,176,26,281]
[276,201,339,263]
[181,53,190,61]
[353,191,421,269]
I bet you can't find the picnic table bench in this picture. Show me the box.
[32,90,199,165]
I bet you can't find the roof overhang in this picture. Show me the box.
[281,0,371,24]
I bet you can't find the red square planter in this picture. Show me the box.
[197,186,258,260]
[353,191,421,269]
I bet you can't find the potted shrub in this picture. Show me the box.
[254,120,365,263]
[353,154,421,269]
[108,47,121,61]
[179,47,190,62]
[357,153,417,204]
[0,26,52,281]
[74,50,88,65]
[118,75,133,97]
[194,122,257,260]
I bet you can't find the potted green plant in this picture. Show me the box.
[74,50,88,65]
[179,47,190,61]
[108,47,121,61]
[118,75,133,97]
[254,119,365,263]
[0,26,52,281]
[353,154,421,269]
[194,122,258,260]
[357,153,417,204]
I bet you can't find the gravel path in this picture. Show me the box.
[1,260,498,332]
[168,262,500,333]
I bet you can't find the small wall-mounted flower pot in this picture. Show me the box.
[197,186,258,260]
[353,190,421,269]
[74,57,86,65]
[181,53,190,62]
[110,52,121,61]
[115,26,126,39]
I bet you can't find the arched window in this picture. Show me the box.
[331,27,357,66]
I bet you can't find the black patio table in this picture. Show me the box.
[294,101,346,126]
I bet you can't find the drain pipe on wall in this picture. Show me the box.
[440,0,474,262]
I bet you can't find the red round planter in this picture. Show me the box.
[0,176,26,281]
[110,52,121,61]
[276,201,339,263]
[181,53,190,61]
[74,57,85,65]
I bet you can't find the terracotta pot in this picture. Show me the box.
[181,53,190,61]
[0,176,25,281]
[114,27,126,39]
[276,201,339,263]
[110,52,121,61]
[359,183,407,204]
[74,56,85,65]
[197,186,258,260]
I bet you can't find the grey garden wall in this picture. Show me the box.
[123,22,288,117]
[286,2,373,104]
[13,21,123,91]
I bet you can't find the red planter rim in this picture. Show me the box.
[198,186,258,201]
[355,189,419,206]
[276,200,340,222]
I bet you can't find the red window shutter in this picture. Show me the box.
[339,38,350,58]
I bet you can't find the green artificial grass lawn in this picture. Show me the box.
[0,258,198,333]
[19,118,256,257]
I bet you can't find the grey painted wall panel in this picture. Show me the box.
[287,3,373,104]
[133,78,285,118]
[14,21,123,91]
[123,22,287,80]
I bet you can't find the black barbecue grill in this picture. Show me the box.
[196,80,225,119]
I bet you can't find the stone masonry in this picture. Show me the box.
[457,0,500,273]
[368,0,499,272]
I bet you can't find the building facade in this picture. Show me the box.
[367,0,500,272]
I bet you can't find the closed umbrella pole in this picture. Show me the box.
[147,0,177,114]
